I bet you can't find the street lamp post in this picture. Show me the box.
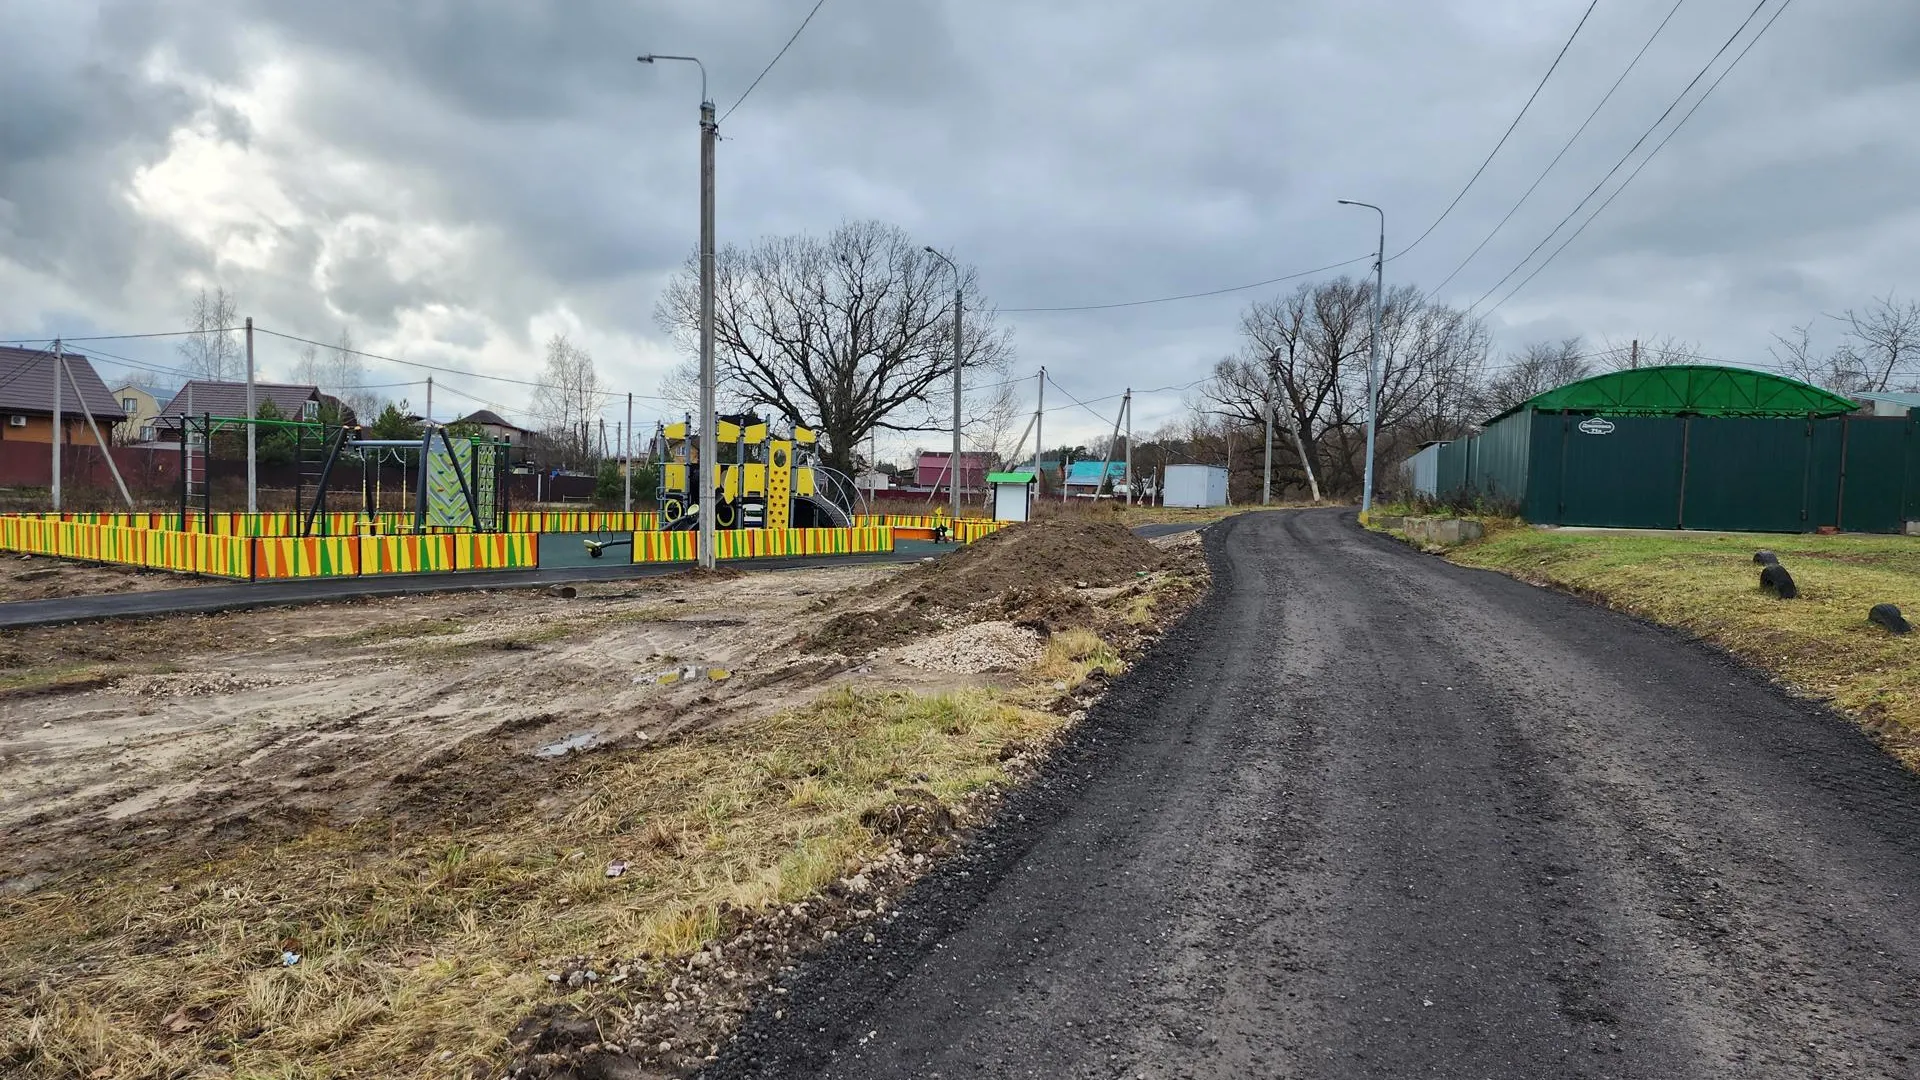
[924,246,963,522]
[1338,199,1385,517]
[640,53,719,569]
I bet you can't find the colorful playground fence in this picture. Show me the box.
[631,526,894,564]
[5,510,663,536]
[0,510,1007,582]
[0,517,254,580]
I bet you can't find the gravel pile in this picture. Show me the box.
[887,620,1041,673]
[114,671,281,698]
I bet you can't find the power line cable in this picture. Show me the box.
[1389,0,1603,261]
[1482,0,1793,316]
[1431,0,1686,295]
[1002,255,1372,313]
[721,0,829,123]
[1045,372,1115,425]
[1466,0,1775,312]
[253,326,670,401]
[0,327,245,345]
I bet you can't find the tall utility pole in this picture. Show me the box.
[245,317,257,514]
[425,376,433,428]
[1101,390,1127,501]
[924,247,963,519]
[624,391,634,513]
[1339,199,1385,515]
[1262,351,1275,506]
[51,339,63,511]
[640,53,717,568]
[1629,338,1640,369]
[1034,367,1045,495]
[1123,390,1134,505]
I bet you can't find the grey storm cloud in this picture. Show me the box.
[2,0,1918,440]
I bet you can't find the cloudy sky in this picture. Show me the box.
[2,0,1913,454]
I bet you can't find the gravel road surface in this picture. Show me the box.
[709,508,1920,1079]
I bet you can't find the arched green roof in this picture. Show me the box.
[1491,364,1859,422]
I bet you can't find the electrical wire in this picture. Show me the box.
[253,326,671,401]
[721,0,829,123]
[1481,0,1793,316]
[1466,0,1776,312]
[1430,0,1686,295]
[0,326,245,345]
[1389,0,1603,261]
[1044,373,1116,425]
[1001,255,1372,313]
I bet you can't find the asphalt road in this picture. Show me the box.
[710,508,1920,1079]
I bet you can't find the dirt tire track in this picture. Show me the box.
[703,508,1920,1079]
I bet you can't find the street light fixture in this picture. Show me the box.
[640,53,719,568]
[1338,199,1385,517]
[924,245,964,522]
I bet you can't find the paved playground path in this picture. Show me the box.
[0,524,1210,629]
[708,508,1920,1079]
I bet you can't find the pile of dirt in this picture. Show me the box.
[810,521,1162,654]
[912,519,1162,605]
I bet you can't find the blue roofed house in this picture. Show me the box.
[1062,459,1127,497]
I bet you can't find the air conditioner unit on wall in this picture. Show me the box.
[7,415,25,427]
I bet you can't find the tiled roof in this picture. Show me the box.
[0,345,123,417]
[159,380,323,420]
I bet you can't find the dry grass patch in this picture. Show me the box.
[1035,627,1123,692]
[0,687,1060,1079]
[1452,529,1920,766]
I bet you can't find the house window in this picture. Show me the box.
[302,400,319,421]
[122,397,138,415]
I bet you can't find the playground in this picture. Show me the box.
[0,518,1206,1079]
[0,412,1007,584]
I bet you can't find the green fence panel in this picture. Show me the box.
[1679,418,1813,533]
[1547,414,1686,528]
[1436,439,1470,499]
[1465,410,1532,507]
[1838,417,1909,534]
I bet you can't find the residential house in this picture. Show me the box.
[1848,391,1920,418]
[451,409,532,445]
[0,345,123,445]
[1062,460,1128,497]
[110,382,171,444]
[913,450,995,495]
[158,381,345,429]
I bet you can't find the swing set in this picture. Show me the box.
[169,413,511,535]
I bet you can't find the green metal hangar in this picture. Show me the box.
[1428,365,1920,533]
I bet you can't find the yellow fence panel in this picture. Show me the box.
[631,531,698,564]
[954,519,1010,544]
[454,533,538,570]
[254,537,362,579]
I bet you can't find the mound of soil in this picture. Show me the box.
[810,520,1161,653]
[920,518,1158,600]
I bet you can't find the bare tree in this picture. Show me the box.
[327,330,382,423]
[532,333,601,464]
[1771,322,1863,393]
[1480,338,1593,416]
[176,286,242,380]
[1203,276,1483,498]
[1833,294,1920,392]
[290,343,325,387]
[655,220,1012,475]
